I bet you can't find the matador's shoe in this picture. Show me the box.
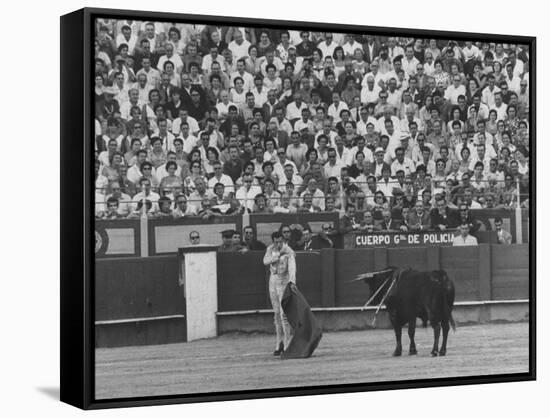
[273,342,284,356]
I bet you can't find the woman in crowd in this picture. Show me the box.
[245,44,261,74]
[159,161,183,193]
[188,62,203,86]
[311,48,325,81]
[458,146,472,174]
[300,148,320,177]
[332,46,346,77]
[486,109,499,136]
[432,60,449,87]
[184,160,206,195]
[203,147,220,178]
[257,31,273,57]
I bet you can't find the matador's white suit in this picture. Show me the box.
[263,243,296,351]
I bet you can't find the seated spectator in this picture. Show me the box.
[376,208,402,232]
[298,192,322,213]
[242,226,267,251]
[408,200,431,231]
[105,181,132,216]
[157,196,174,218]
[188,177,214,213]
[299,226,333,250]
[326,176,345,209]
[494,216,512,244]
[148,136,168,168]
[273,193,298,214]
[95,159,109,194]
[197,197,219,220]
[172,194,197,218]
[340,204,362,233]
[210,183,232,213]
[452,223,479,246]
[208,160,235,196]
[102,197,124,220]
[455,203,482,234]
[300,178,326,210]
[158,160,183,192]
[127,199,154,219]
[236,173,263,212]
[430,195,456,231]
[253,193,272,214]
[370,191,387,220]
[132,178,160,212]
[263,178,281,210]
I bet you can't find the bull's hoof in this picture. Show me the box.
[431,350,438,357]
[392,349,402,357]
[409,348,417,355]
[439,350,446,356]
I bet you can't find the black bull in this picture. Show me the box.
[366,268,456,356]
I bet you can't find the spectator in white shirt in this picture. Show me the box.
[444,75,466,105]
[481,75,501,107]
[317,32,337,59]
[401,45,420,77]
[236,174,262,212]
[300,178,326,210]
[228,30,251,60]
[231,59,255,92]
[286,92,308,122]
[201,46,225,74]
[116,25,138,56]
[208,161,235,196]
[391,146,415,177]
[385,78,402,112]
[132,178,160,212]
[328,92,349,125]
[490,92,508,121]
[452,223,479,246]
[324,148,344,178]
[157,43,184,74]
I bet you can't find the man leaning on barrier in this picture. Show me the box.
[263,231,297,355]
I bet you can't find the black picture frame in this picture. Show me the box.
[60,7,536,410]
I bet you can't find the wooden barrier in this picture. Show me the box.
[95,244,530,347]
[217,244,530,309]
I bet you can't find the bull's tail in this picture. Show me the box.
[449,312,456,331]
[441,275,456,332]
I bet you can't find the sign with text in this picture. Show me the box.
[352,231,456,248]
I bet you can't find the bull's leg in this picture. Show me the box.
[408,321,417,355]
[431,322,441,357]
[439,320,450,356]
[393,325,402,357]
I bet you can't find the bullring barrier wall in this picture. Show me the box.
[95,244,529,347]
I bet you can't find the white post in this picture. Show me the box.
[140,183,149,257]
[242,195,250,228]
[515,177,523,244]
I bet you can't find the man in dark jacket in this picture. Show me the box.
[376,208,402,232]
[430,196,456,231]
[243,225,267,251]
[455,203,482,234]
[300,226,333,250]
[408,200,431,231]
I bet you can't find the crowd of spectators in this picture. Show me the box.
[94,19,530,233]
